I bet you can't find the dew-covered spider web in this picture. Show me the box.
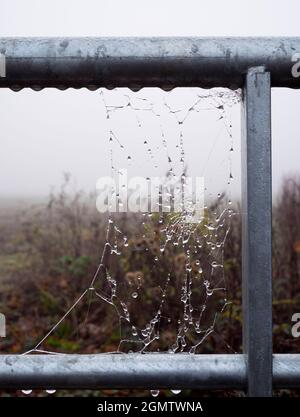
[24,87,241,358]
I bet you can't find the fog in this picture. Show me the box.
[0,0,300,201]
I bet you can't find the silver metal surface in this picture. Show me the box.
[0,354,299,390]
[0,37,300,90]
[273,354,300,389]
[0,354,246,390]
[241,67,273,396]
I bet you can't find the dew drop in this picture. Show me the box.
[150,389,160,397]
[131,292,138,299]
[171,389,181,395]
[46,389,56,394]
[181,295,187,303]
[21,390,32,395]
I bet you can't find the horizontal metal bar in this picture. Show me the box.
[0,37,300,90]
[273,354,300,389]
[0,354,246,390]
[0,354,299,390]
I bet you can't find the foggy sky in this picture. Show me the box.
[0,0,300,200]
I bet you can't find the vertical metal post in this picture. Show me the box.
[241,67,273,396]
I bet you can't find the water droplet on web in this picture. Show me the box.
[142,329,148,337]
[46,389,56,394]
[150,390,160,397]
[131,291,138,299]
[132,326,138,336]
[206,288,213,296]
[21,390,32,395]
[181,294,187,303]
[171,389,181,395]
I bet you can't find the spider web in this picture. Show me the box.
[24,87,240,360]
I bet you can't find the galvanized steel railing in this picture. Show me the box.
[0,37,300,397]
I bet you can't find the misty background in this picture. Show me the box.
[0,0,300,202]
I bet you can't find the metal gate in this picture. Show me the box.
[0,37,300,397]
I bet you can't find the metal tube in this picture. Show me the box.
[241,67,273,396]
[0,354,246,390]
[273,354,300,389]
[0,354,299,390]
[0,37,300,90]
